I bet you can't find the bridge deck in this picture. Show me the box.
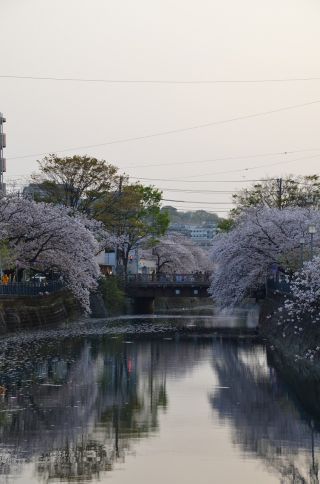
[125,273,211,299]
[126,273,210,286]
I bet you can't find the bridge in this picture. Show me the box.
[125,273,211,313]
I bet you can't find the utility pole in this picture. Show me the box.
[0,113,6,195]
[115,175,124,274]
[299,237,305,268]
[0,113,6,277]
[277,178,283,209]
[118,175,123,193]
[308,225,317,259]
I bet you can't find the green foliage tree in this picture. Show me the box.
[232,175,320,215]
[0,241,14,272]
[95,184,169,277]
[32,154,120,212]
[161,206,220,225]
[98,276,125,314]
[217,218,234,232]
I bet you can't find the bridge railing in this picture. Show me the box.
[126,273,211,285]
[0,281,64,296]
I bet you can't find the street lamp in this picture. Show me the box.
[308,225,317,259]
[299,237,305,268]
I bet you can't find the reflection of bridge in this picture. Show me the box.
[125,273,211,313]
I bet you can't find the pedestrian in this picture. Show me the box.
[1,274,9,285]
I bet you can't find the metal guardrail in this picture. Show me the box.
[126,273,211,285]
[0,281,64,296]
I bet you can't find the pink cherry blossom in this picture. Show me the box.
[0,196,113,311]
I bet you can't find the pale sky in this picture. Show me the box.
[2,0,320,214]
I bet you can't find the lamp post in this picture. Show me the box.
[299,237,305,268]
[308,225,317,259]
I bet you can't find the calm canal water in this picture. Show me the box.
[0,313,319,483]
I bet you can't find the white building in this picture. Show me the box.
[95,250,117,275]
[95,249,156,275]
[168,223,217,247]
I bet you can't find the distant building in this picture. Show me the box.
[168,223,190,236]
[95,248,156,276]
[95,250,117,275]
[127,248,156,275]
[23,182,68,202]
[23,183,50,200]
[168,222,217,247]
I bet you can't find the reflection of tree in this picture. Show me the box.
[35,339,205,482]
[210,341,320,483]
[0,336,206,482]
[38,440,114,482]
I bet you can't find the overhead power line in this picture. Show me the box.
[159,188,237,193]
[4,174,269,184]
[130,177,272,183]
[167,209,230,213]
[163,205,231,213]
[129,152,320,183]
[3,74,320,84]
[7,99,320,160]
[166,209,230,213]
[175,153,320,180]
[162,199,234,205]
[121,148,320,169]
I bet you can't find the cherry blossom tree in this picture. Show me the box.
[210,207,320,307]
[284,256,320,319]
[0,196,111,311]
[142,233,211,274]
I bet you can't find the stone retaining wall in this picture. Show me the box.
[0,290,80,334]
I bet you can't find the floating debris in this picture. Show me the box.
[39,384,62,387]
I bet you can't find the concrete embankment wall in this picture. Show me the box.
[0,290,80,334]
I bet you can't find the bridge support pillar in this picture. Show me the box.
[133,297,155,314]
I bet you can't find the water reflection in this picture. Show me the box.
[210,342,320,483]
[0,328,319,483]
[0,335,205,482]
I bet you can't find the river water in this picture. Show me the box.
[0,311,319,483]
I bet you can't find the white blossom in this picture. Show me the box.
[141,233,211,274]
[285,256,320,318]
[0,196,107,311]
[209,206,320,307]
